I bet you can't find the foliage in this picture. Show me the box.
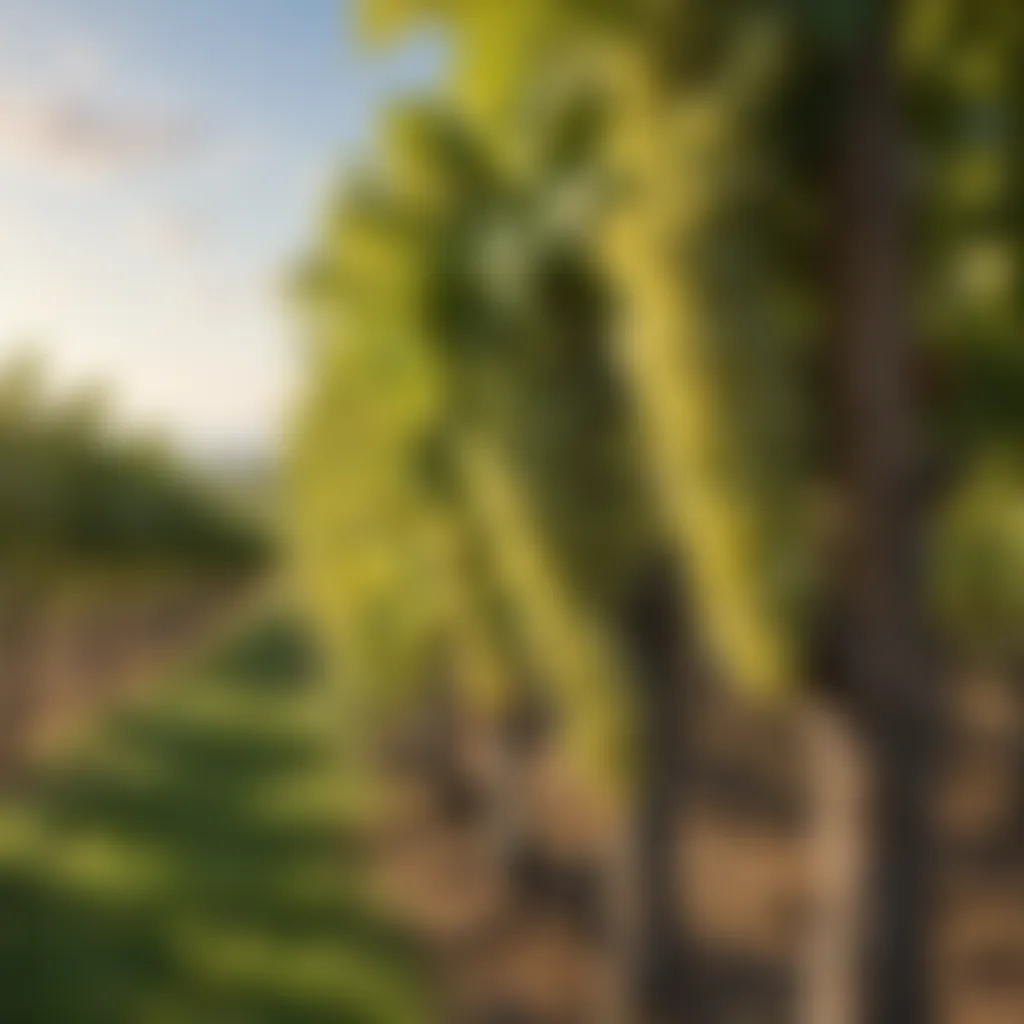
[292,0,1024,783]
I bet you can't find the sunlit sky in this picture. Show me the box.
[0,0,444,458]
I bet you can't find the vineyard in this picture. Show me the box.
[0,356,268,780]
[3,1,1024,1022]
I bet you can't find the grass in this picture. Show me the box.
[0,614,432,1024]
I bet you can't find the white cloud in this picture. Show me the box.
[0,86,202,180]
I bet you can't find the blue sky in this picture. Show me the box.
[0,0,446,456]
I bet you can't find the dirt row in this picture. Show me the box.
[369,671,1024,1024]
[0,583,251,783]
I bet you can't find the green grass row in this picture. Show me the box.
[0,615,431,1024]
